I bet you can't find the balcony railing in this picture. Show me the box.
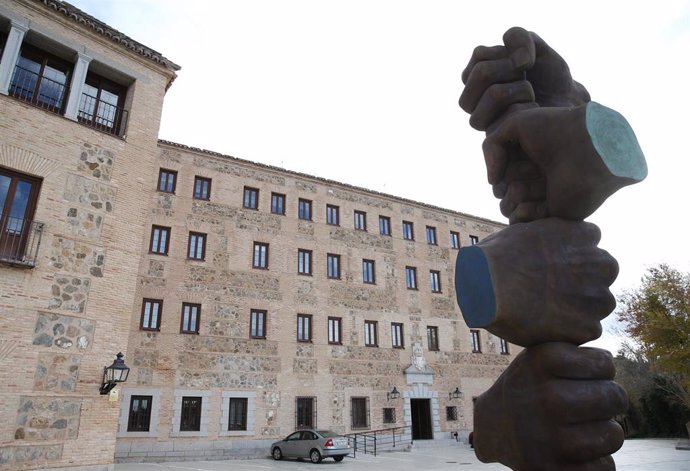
[78,92,128,136]
[9,65,68,114]
[0,214,44,268]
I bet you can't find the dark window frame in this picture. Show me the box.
[243,186,259,210]
[379,215,391,236]
[10,43,72,113]
[427,326,439,351]
[127,395,153,432]
[0,167,43,262]
[297,248,313,276]
[328,316,342,345]
[364,320,378,347]
[405,266,418,290]
[500,337,510,355]
[362,259,376,284]
[187,231,206,260]
[180,396,202,432]
[391,322,404,349]
[426,226,438,245]
[450,231,460,249]
[78,71,128,135]
[180,302,200,334]
[149,225,171,255]
[252,242,269,269]
[446,406,458,421]
[140,298,162,331]
[157,169,177,194]
[351,397,370,429]
[403,221,415,241]
[470,235,479,245]
[298,198,313,221]
[326,204,340,226]
[295,396,317,430]
[250,309,267,339]
[228,397,249,431]
[327,253,341,279]
[430,270,442,293]
[193,176,212,201]
[471,329,482,353]
[383,407,396,424]
[297,313,313,342]
[354,210,367,231]
[271,192,286,215]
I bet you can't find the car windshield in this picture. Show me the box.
[317,430,340,437]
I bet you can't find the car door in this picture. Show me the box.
[282,431,302,457]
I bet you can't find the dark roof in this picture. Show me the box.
[157,139,506,228]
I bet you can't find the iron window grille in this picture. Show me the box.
[228,397,248,431]
[383,407,396,424]
[351,397,370,429]
[78,72,128,136]
[9,44,71,114]
[295,397,317,429]
[127,395,153,432]
[180,396,202,431]
[446,406,458,421]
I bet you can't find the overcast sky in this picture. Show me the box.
[66,0,690,352]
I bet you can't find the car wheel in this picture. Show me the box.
[309,449,322,463]
[272,447,283,460]
[334,456,344,462]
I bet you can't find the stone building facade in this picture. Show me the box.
[0,2,512,470]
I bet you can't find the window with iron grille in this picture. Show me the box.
[427,326,439,351]
[141,299,162,331]
[250,309,267,339]
[379,215,391,236]
[383,407,396,424]
[446,406,458,421]
[180,303,200,334]
[0,167,42,265]
[298,198,312,221]
[78,72,127,135]
[430,270,442,293]
[149,225,170,255]
[450,231,460,249]
[327,204,339,225]
[327,253,341,279]
[362,259,375,284]
[297,314,312,342]
[364,320,378,347]
[243,186,259,209]
[10,44,71,113]
[157,169,177,193]
[271,192,286,215]
[470,235,479,245]
[298,249,312,275]
[351,397,370,429]
[405,266,417,290]
[500,337,510,355]
[295,397,316,429]
[354,210,367,231]
[253,242,269,269]
[403,221,414,240]
[180,396,202,431]
[187,232,206,260]
[391,323,404,349]
[328,317,342,345]
[426,226,438,245]
[194,176,211,200]
[228,397,248,431]
[471,329,482,353]
[127,395,153,432]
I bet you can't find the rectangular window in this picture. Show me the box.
[362,259,376,284]
[379,216,391,236]
[181,303,200,334]
[141,299,162,331]
[298,249,313,275]
[364,320,378,347]
[127,395,153,432]
[10,44,72,113]
[252,242,269,269]
[298,198,312,221]
[149,225,170,255]
[78,72,128,135]
[426,226,437,245]
[354,210,367,231]
[500,337,510,355]
[383,407,396,424]
[157,169,177,193]
[271,192,286,215]
[446,406,458,421]
[327,204,340,226]
[180,396,202,432]
[295,397,316,429]
[470,235,479,245]
[193,176,211,200]
[351,397,369,429]
[403,221,414,241]
[405,266,417,290]
[250,309,267,339]
[427,326,439,351]
[297,314,313,342]
[471,329,482,353]
[450,231,460,249]
[187,232,206,260]
[0,167,43,264]
[328,317,342,345]
[327,253,341,279]
[228,397,248,431]
[391,323,404,349]
[243,186,259,209]
[430,270,442,293]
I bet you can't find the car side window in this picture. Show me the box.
[287,432,301,441]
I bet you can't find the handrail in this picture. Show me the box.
[345,425,412,458]
[78,92,128,136]
[9,64,68,114]
[0,214,44,268]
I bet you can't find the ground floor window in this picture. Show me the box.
[296,396,317,429]
[383,407,396,424]
[351,397,369,429]
[446,406,458,421]
[228,397,248,431]
[180,396,202,431]
[127,395,152,432]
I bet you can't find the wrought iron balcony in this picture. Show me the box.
[0,214,44,268]
[78,92,128,137]
[9,65,68,114]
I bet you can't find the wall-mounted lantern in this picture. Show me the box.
[449,387,463,400]
[387,386,401,400]
[99,352,130,395]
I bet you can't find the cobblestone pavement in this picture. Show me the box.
[115,439,690,471]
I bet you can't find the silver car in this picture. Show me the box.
[271,429,351,463]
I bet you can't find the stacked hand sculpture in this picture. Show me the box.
[456,28,647,471]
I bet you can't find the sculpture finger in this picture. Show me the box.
[508,200,548,224]
[557,421,625,463]
[550,380,628,424]
[537,344,616,380]
[470,80,535,131]
[503,26,535,71]
[461,45,506,84]
[460,57,523,114]
[499,179,546,218]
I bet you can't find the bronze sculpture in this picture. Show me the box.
[456,27,647,470]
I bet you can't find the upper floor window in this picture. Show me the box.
[298,249,312,275]
[187,232,206,260]
[243,187,259,209]
[327,253,341,279]
[297,314,312,342]
[157,169,177,193]
[379,216,391,236]
[271,193,286,215]
[250,309,267,339]
[10,44,71,113]
[326,205,339,226]
[362,259,376,284]
[426,226,437,245]
[391,323,404,349]
[403,221,414,241]
[354,210,367,231]
[194,177,211,200]
[78,72,128,135]
[471,329,482,353]
[253,242,269,269]
[430,270,442,293]
[427,326,439,351]
[0,168,42,265]
[500,337,510,355]
[180,303,200,334]
[328,317,342,345]
[364,320,378,347]
[405,266,418,290]
[470,235,479,245]
[450,231,460,249]
[298,198,312,221]
[149,225,170,255]
[141,299,162,331]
